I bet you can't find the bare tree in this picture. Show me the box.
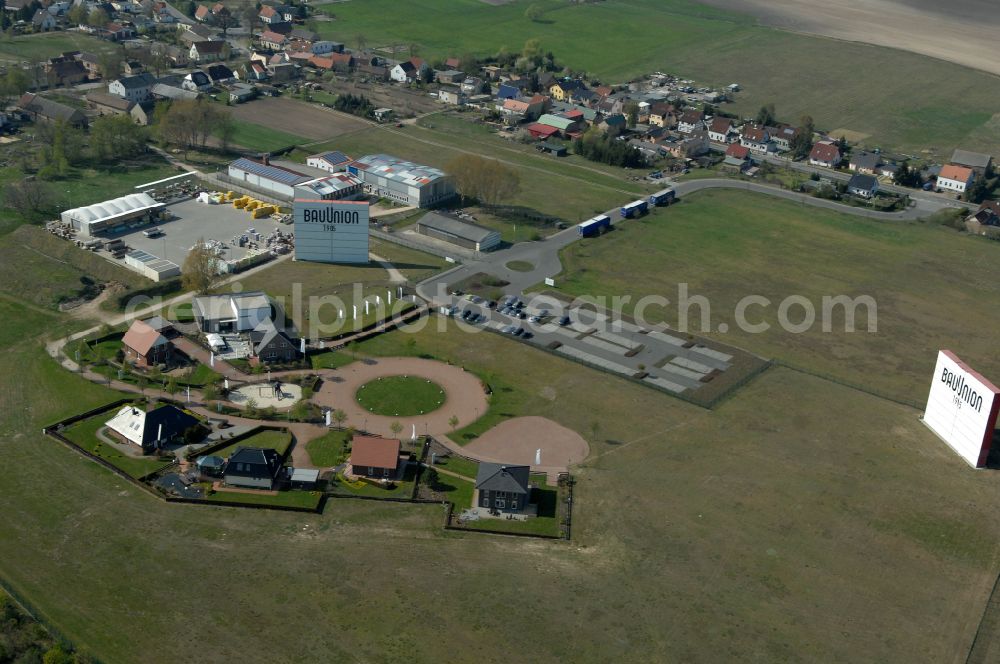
[181,239,223,294]
[4,179,53,219]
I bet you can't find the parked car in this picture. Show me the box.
[501,324,516,334]
[559,315,571,326]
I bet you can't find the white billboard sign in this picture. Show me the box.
[294,199,369,264]
[923,350,1000,468]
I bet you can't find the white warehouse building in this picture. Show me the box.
[61,193,166,237]
[227,157,365,202]
[347,154,456,207]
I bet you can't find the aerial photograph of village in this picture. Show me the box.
[1,0,1000,661]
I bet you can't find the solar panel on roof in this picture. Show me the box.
[231,158,311,186]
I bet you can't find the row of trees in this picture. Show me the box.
[332,93,375,118]
[152,99,236,155]
[573,127,646,168]
[446,154,521,207]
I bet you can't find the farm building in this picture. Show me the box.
[415,211,501,252]
[347,154,455,207]
[61,192,166,237]
[104,404,200,452]
[950,149,992,177]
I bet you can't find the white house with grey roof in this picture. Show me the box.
[347,154,455,207]
[193,292,273,333]
[108,73,157,102]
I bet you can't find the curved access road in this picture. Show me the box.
[416,176,950,304]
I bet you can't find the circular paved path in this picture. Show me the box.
[312,357,489,439]
[460,416,590,474]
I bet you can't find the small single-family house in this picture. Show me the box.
[31,9,57,31]
[847,173,879,199]
[250,320,297,363]
[108,73,156,102]
[808,141,842,168]
[677,110,704,134]
[739,125,771,154]
[105,404,200,452]
[130,101,156,126]
[223,447,283,489]
[548,78,587,102]
[182,70,212,92]
[86,91,134,117]
[121,318,173,367]
[848,151,881,174]
[190,40,225,63]
[707,117,736,143]
[723,143,751,171]
[475,463,530,514]
[193,291,272,333]
[349,436,401,479]
[936,164,975,194]
[306,150,353,173]
[259,30,287,50]
[206,63,236,84]
[648,102,676,129]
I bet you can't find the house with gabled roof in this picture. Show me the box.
[250,320,298,363]
[808,140,842,168]
[224,446,284,489]
[848,150,881,174]
[121,318,173,367]
[707,117,736,143]
[349,436,401,479]
[17,93,88,127]
[950,149,992,177]
[475,463,530,513]
[548,78,587,102]
[108,72,157,102]
[847,173,879,199]
[306,150,353,173]
[190,40,225,63]
[936,164,975,194]
[739,125,771,154]
[677,109,704,134]
[105,404,200,452]
[259,30,287,50]
[724,143,751,171]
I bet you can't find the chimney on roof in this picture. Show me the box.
[262,153,270,165]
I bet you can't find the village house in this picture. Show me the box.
[808,141,842,168]
[108,73,156,102]
[677,110,704,134]
[848,151,881,174]
[739,125,771,154]
[648,102,676,129]
[250,321,298,363]
[724,143,752,171]
[86,91,134,117]
[767,125,799,152]
[965,201,1000,235]
[223,447,283,489]
[936,164,975,194]
[547,78,587,102]
[190,40,226,63]
[847,173,879,199]
[950,149,993,178]
[259,30,287,50]
[707,117,736,143]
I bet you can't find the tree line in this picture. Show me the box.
[446,154,521,207]
[573,128,646,168]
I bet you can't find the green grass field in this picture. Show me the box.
[228,120,310,152]
[355,375,446,416]
[59,410,170,479]
[210,429,293,459]
[0,31,122,64]
[315,0,1000,157]
[202,487,323,510]
[552,189,1000,404]
[305,430,351,467]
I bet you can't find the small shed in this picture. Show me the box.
[287,467,320,489]
[537,141,567,157]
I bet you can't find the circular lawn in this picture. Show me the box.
[355,375,446,417]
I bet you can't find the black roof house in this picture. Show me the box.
[223,447,283,489]
[475,463,530,496]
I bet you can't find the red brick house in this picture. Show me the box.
[121,319,173,368]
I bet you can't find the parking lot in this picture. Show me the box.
[118,197,289,266]
[439,292,738,398]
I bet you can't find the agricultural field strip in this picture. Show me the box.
[556,344,635,376]
[643,375,688,394]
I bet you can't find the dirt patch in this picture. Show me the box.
[462,416,590,473]
[698,0,1000,76]
[322,78,442,117]
[227,97,371,140]
[827,128,871,144]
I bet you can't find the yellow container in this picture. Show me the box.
[246,200,260,211]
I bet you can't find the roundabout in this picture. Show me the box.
[355,375,446,416]
[313,357,489,439]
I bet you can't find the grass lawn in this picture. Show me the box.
[203,487,323,510]
[305,429,351,467]
[228,120,310,152]
[183,364,222,387]
[60,412,171,479]
[308,349,358,370]
[235,254,423,338]
[550,188,1000,404]
[461,486,560,537]
[355,375,446,417]
[431,454,480,480]
[314,0,1000,157]
[424,468,475,507]
[0,31,121,64]
[210,429,293,459]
